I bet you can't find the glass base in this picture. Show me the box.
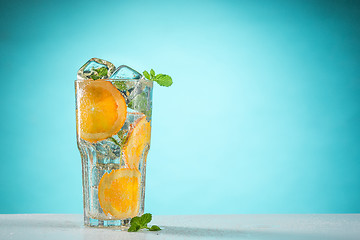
[84,217,131,229]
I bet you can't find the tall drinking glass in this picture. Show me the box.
[75,79,153,228]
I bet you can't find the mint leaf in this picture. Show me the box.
[90,74,100,80]
[108,137,121,147]
[128,213,161,232]
[90,67,108,80]
[113,81,127,91]
[128,92,149,116]
[143,71,151,80]
[154,74,173,87]
[94,67,108,77]
[117,130,128,145]
[130,216,141,226]
[143,69,173,87]
[149,225,161,231]
[128,224,140,232]
[140,213,152,226]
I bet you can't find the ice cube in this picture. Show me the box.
[94,139,121,164]
[77,58,116,80]
[110,65,145,103]
[110,65,142,79]
[127,78,153,105]
[128,92,149,114]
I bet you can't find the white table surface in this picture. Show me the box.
[0,214,359,240]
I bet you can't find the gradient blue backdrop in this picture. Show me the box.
[1,0,359,214]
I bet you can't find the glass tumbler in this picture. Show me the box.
[75,79,153,228]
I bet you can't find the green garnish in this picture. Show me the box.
[90,75,101,80]
[90,67,108,80]
[108,130,128,147]
[128,213,161,232]
[117,130,128,145]
[143,71,151,80]
[113,81,128,91]
[148,225,161,231]
[128,92,151,118]
[143,69,173,87]
[108,137,121,147]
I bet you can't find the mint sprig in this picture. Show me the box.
[143,69,173,87]
[128,92,151,118]
[113,81,127,91]
[117,130,128,145]
[109,136,121,147]
[128,213,161,232]
[107,130,128,148]
[90,67,108,80]
[149,225,161,231]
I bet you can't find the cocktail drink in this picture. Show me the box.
[75,58,171,228]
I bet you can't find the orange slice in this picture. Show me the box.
[98,168,141,219]
[123,116,151,169]
[77,80,127,142]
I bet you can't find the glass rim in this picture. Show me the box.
[74,78,152,82]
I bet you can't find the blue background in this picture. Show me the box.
[1,0,359,214]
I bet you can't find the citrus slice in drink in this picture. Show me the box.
[98,168,141,219]
[123,116,151,169]
[77,80,127,143]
